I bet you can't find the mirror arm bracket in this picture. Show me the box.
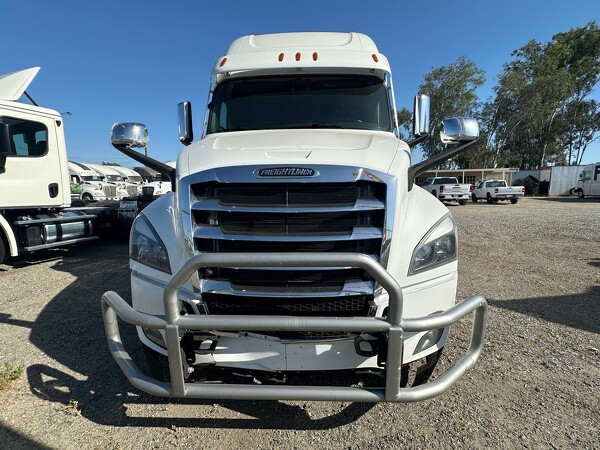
[406,134,428,149]
[407,138,479,191]
[113,145,177,192]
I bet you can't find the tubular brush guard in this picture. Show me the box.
[101,252,487,402]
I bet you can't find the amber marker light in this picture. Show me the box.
[312,52,318,61]
[372,54,379,62]
[219,58,227,67]
[295,52,301,61]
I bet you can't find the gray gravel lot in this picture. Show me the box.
[0,197,599,449]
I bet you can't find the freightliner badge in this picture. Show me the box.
[254,167,318,178]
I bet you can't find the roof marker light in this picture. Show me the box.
[278,53,284,62]
[312,52,318,61]
[372,54,379,62]
[295,52,301,61]
[219,58,227,67]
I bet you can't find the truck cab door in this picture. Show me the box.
[0,112,69,208]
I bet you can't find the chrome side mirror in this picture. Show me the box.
[440,117,479,145]
[413,94,430,137]
[178,101,193,146]
[111,123,149,150]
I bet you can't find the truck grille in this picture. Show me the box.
[126,185,137,197]
[103,185,117,198]
[190,179,386,337]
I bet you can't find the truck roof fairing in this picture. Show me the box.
[0,67,41,101]
[211,32,391,78]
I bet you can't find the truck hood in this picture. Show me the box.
[178,129,406,177]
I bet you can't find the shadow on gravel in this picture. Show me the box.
[0,423,53,450]
[528,196,600,203]
[489,285,600,334]
[4,242,374,430]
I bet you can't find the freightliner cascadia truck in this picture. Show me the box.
[102,32,488,403]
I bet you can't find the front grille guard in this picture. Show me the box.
[101,253,487,402]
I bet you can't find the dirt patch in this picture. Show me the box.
[0,197,599,449]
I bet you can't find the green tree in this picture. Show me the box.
[418,56,485,163]
[396,108,412,141]
[489,21,600,169]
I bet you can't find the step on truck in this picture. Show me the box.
[101,32,488,403]
[0,68,145,264]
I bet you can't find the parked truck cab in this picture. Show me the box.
[68,161,115,201]
[575,163,600,198]
[102,32,487,403]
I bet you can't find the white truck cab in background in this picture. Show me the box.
[81,163,131,199]
[111,165,144,196]
[0,68,104,263]
[68,161,117,201]
[574,163,600,198]
[101,32,488,403]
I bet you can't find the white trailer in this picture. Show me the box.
[101,32,487,403]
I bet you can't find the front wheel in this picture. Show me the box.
[142,344,171,382]
[510,198,518,204]
[0,235,6,265]
[578,190,585,199]
[82,193,93,201]
[487,193,494,204]
[459,199,467,205]
[472,193,478,202]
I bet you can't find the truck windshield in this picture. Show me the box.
[106,175,124,182]
[127,175,143,183]
[207,75,392,134]
[81,175,102,182]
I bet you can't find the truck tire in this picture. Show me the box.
[510,198,518,204]
[142,345,171,382]
[459,199,467,205]
[578,190,585,199]
[486,193,493,204]
[82,193,93,201]
[472,193,478,202]
[0,235,6,265]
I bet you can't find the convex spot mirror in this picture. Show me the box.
[440,117,479,145]
[111,123,149,150]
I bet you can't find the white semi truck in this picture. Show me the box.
[68,161,118,201]
[0,67,152,264]
[111,165,144,196]
[574,163,600,198]
[101,32,488,403]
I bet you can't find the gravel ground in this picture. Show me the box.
[0,197,599,449]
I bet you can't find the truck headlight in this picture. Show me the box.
[130,215,171,273]
[409,215,457,275]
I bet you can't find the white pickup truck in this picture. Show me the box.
[420,176,472,205]
[472,179,525,204]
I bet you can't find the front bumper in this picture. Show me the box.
[101,252,487,402]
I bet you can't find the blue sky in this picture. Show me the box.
[3,0,599,167]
